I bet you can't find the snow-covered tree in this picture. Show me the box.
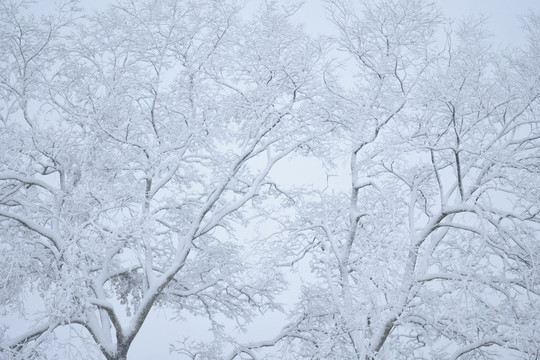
[2,0,539,359]
[240,1,540,359]
[0,0,326,359]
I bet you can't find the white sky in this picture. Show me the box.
[74,0,540,46]
[13,0,540,359]
[270,0,539,45]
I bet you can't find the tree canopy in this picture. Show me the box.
[1,0,539,359]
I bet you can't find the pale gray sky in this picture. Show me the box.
[293,0,538,45]
[75,0,540,46]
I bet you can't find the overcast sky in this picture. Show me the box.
[251,0,539,45]
[75,0,539,46]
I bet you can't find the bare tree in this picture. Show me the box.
[0,0,326,359]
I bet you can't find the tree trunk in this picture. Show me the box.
[113,350,128,360]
